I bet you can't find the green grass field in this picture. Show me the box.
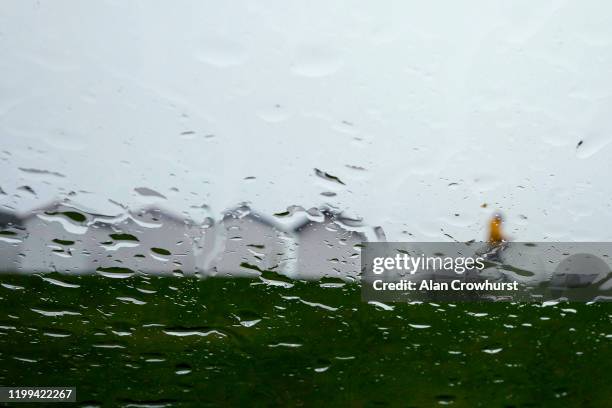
[0,272,610,407]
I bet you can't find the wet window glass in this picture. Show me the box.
[0,2,610,406]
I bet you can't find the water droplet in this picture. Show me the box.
[40,276,80,288]
[134,187,167,199]
[96,267,136,279]
[162,328,226,338]
[116,297,147,305]
[31,308,80,317]
[18,168,65,178]
[314,168,345,185]
[175,363,192,376]
[408,324,431,329]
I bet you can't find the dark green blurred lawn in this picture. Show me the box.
[0,272,610,407]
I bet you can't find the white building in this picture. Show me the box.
[0,210,23,272]
[92,206,200,276]
[293,209,366,281]
[6,201,380,282]
[16,201,112,273]
[198,205,297,278]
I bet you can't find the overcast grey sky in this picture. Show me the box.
[1,0,612,241]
